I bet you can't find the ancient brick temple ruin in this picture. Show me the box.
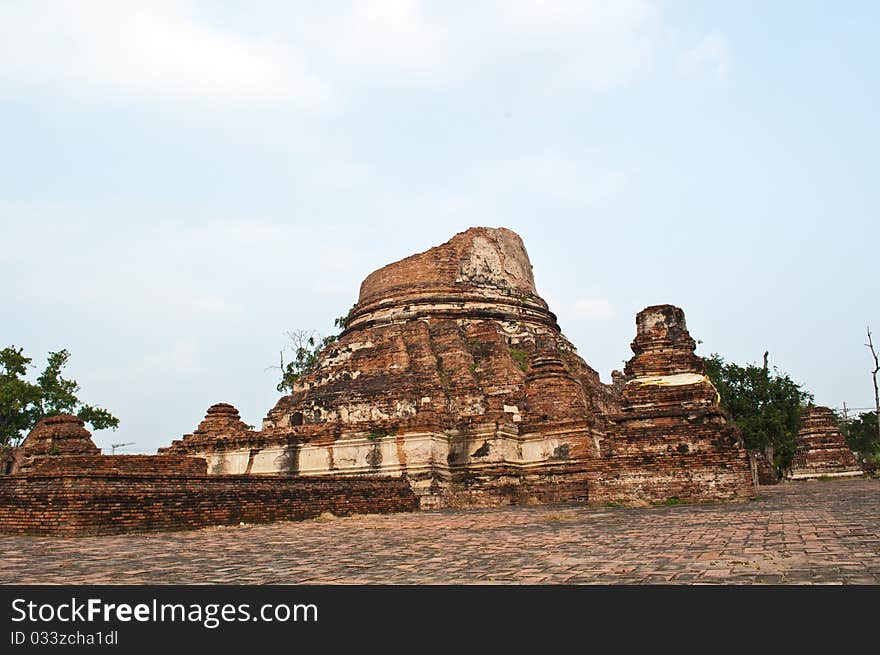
[1,226,764,535]
[787,406,862,480]
[164,227,756,507]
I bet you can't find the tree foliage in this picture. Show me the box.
[276,330,338,393]
[703,353,813,472]
[839,411,879,461]
[0,347,42,445]
[0,346,119,446]
[276,309,354,394]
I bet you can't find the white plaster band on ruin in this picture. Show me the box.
[197,428,576,481]
[788,469,863,480]
[627,373,710,387]
[347,299,556,332]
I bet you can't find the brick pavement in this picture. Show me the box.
[1,478,878,584]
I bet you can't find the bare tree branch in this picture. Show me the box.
[867,326,880,445]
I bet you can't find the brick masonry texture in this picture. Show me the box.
[161,227,757,508]
[2,479,877,584]
[26,455,208,476]
[13,414,99,473]
[0,227,760,536]
[788,406,862,479]
[0,473,417,536]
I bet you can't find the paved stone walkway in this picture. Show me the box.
[2,478,878,584]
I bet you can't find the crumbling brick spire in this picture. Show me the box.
[161,403,255,454]
[619,305,719,415]
[788,406,862,479]
[608,304,749,467]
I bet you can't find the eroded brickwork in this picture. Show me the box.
[163,228,755,507]
[0,228,761,535]
[0,474,417,536]
[264,227,613,435]
[1,416,415,536]
[788,406,862,480]
[160,403,257,455]
[14,414,99,473]
[598,305,755,503]
[27,455,208,476]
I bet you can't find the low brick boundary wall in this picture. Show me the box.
[26,455,208,476]
[0,474,418,536]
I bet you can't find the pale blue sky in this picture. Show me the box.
[1,1,877,453]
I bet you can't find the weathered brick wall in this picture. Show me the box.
[27,455,207,476]
[0,474,417,536]
[605,415,737,457]
[446,463,592,508]
[592,451,756,505]
[442,452,755,508]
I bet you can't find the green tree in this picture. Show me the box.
[276,310,354,394]
[839,411,879,460]
[703,353,813,473]
[0,346,119,446]
[0,347,42,445]
[276,330,337,393]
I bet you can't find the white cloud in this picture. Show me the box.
[1,216,368,320]
[0,1,662,110]
[335,0,452,80]
[327,0,660,88]
[0,1,331,110]
[677,31,731,80]
[495,0,661,92]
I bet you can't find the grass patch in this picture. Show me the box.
[509,347,529,372]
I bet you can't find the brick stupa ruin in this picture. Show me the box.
[12,414,207,476]
[164,227,757,506]
[13,414,100,473]
[787,406,862,480]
